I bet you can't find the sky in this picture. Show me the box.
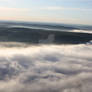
[0,0,92,25]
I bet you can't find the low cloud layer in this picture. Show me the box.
[0,43,92,92]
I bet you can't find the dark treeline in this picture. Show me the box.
[0,27,92,44]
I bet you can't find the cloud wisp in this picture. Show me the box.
[0,7,30,13]
[42,6,92,11]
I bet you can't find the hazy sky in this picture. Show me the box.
[0,0,92,25]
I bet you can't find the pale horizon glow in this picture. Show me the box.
[0,0,92,25]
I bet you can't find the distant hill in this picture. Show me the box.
[0,27,92,44]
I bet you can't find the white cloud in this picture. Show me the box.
[0,43,92,92]
[0,7,29,13]
[42,6,92,11]
[0,0,11,2]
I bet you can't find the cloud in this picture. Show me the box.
[42,6,92,11]
[0,7,29,13]
[0,7,31,21]
[0,43,92,92]
[0,0,12,2]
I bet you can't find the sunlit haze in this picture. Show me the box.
[0,0,92,25]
